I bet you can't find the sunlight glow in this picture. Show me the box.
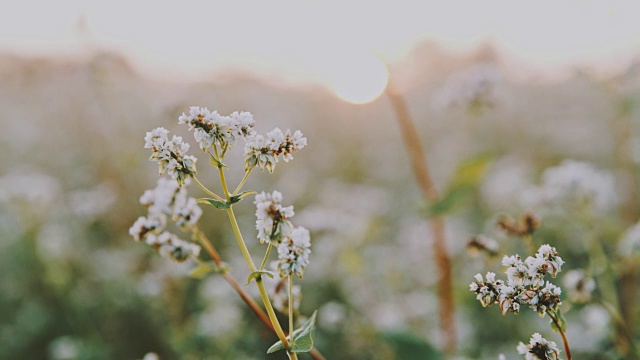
[326,52,389,104]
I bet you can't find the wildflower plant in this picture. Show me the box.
[130,107,318,359]
[470,239,572,359]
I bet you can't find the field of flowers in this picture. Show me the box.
[1,44,639,359]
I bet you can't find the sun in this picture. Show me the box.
[327,52,389,104]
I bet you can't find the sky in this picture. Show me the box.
[2,1,640,102]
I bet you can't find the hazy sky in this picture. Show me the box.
[2,0,640,99]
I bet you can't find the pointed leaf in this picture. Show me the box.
[290,310,317,353]
[229,191,257,205]
[196,198,230,209]
[266,339,286,354]
[209,153,228,169]
[267,310,317,354]
[245,270,275,285]
[549,309,568,333]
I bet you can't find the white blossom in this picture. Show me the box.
[151,231,201,263]
[244,134,278,173]
[254,191,295,243]
[178,107,256,151]
[517,333,561,360]
[562,269,595,303]
[277,227,311,278]
[244,128,306,172]
[144,127,197,186]
[432,62,503,112]
[129,214,167,241]
[469,272,504,308]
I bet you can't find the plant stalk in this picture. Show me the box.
[386,82,457,353]
[548,311,572,360]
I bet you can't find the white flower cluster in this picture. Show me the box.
[244,128,307,173]
[129,178,202,262]
[144,127,197,186]
[470,244,564,316]
[517,333,561,360]
[254,191,311,278]
[522,160,618,214]
[277,227,311,278]
[618,221,640,256]
[254,190,294,244]
[178,107,256,151]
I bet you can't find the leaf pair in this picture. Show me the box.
[197,191,256,209]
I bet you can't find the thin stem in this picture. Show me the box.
[386,81,456,353]
[215,160,290,348]
[548,311,572,360]
[259,243,274,271]
[233,167,254,196]
[191,176,224,202]
[191,226,324,360]
[288,275,294,341]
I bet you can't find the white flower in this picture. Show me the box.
[522,160,618,214]
[244,134,278,173]
[154,231,201,263]
[244,128,306,172]
[277,226,311,278]
[129,214,167,241]
[521,282,562,317]
[179,107,256,151]
[562,269,595,303]
[173,196,202,230]
[254,191,295,243]
[144,127,197,186]
[517,333,561,360]
[469,272,504,308]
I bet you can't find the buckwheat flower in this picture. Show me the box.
[172,196,202,230]
[562,269,595,303]
[229,111,256,139]
[280,129,307,162]
[469,272,504,307]
[499,284,524,315]
[517,333,561,360]
[154,231,201,263]
[432,62,503,113]
[277,227,311,278]
[267,127,286,151]
[144,127,197,186]
[129,214,167,241]
[503,255,531,287]
[254,191,294,243]
[521,282,562,317]
[140,177,185,215]
[529,245,564,278]
[244,134,278,172]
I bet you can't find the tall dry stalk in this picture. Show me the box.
[386,83,456,353]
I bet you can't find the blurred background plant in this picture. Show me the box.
[2,2,640,359]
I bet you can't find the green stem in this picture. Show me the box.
[191,176,224,202]
[233,167,254,196]
[548,311,572,360]
[216,158,290,349]
[288,275,297,360]
[288,275,294,340]
[259,243,274,271]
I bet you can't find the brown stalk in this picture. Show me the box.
[386,83,456,353]
[193,227,326,360]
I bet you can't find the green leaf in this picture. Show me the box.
[267,310,317,354]
[189,261,227,279]
[229,191,257,205]
[196,198,230,209]
[424,154,492,217]
[549,309,568,334]
[245,270,275,285]
[209,153,228,169]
